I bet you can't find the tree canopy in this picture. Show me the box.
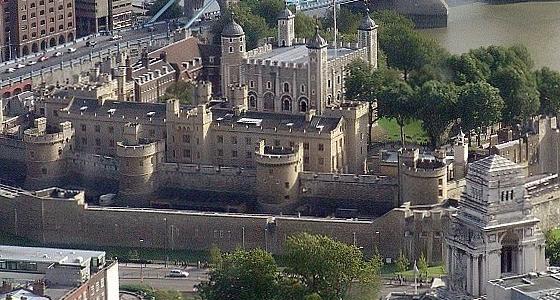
[415,81,458,148]
[536,67,560,116]
[457,82,504,140]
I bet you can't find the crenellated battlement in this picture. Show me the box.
[246,43,273,58]
[243,58,308,70]
[255,146,301,166]
[23,122,74,144]
[116,140,164,157]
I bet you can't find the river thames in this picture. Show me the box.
[420,1,560,70]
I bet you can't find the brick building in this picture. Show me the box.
[1,0,76,59]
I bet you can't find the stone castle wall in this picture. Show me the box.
[68,152,119,180]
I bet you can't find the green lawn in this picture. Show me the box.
[548,228,560,240]
[374,118,429,144]
[0,231,208,264]
[381,263,445,280]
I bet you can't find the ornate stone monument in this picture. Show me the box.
[445,155,546,297]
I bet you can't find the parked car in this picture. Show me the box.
[53,51,63,57]
[86,40,96,47]
[99,193,116,206]
[15,63,25,69]
[26,60,37,66]
[38,56,48,62]
[67,47,77,53]
[4,68,15,73]
[111,35,122,40]
[166,269,189,278]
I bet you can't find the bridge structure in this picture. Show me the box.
[149,0,362,30]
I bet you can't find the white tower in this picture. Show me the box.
[453,130,468,179]
[307,25,327,114]
[357,8,378,69]
[221,13,247,98]
[277,6,295,47]
[445,155,546,297]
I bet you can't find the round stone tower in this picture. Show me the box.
[255,140,303,213]
[277,6,295,47]
[400,148,448,206]
[221,13,247,98]
[23,118,74,189]
[116,123,162,202]
[307,25,327,114]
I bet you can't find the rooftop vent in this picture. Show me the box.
[146,111,156,117]
[107,108,116,115]
[79,106,88,112]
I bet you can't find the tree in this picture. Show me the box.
[378,81,415,146]
[415,81,458,148]
[457,82,504,145]
[211,6,271,50]
[248,0,285,28]
[380,26,428,81]
[490,65,540,125]
[294,12,316,38]
[546,230,560,266]
[163,81,194,104]
[208,244,222,268]
[535,67,560,116]
[395,250,410,274]
[345,59,400,146]
[447,53,490,85]
[284,233,382,300]
[197,248,280,300]
[148,0,182,20]
[417,252,428,280]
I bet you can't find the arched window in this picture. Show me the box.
[248,92,257,109]
[327,95,332,105]
[301,85,305,93]
[229,46,233,53]
[299,98,308,112]
[282,96,292,111]
[283,82,289,93]
[267,81,272,89]
[263,92,274,111]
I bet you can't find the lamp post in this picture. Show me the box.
[164,217,168,268]
[242,226,245,249]
[353,232,357,247]
[139,238,144,283]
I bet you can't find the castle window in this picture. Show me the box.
[231,136,237,144]
[337,76,341,84]
[81,124,86,131]
[41,168,47,175]
[303,143,309,150]
[217,149,223,156]
[30,151,35,158]
[239,46,243,51]
[229,38,233,43]
[267,81,272,89]
[217,135,223,143]
[249,94,257,108]
[285,182,289,189]
[232,150,238,158]
[274,140,280,146]
[239,37,243,42]
[282,96,292,111]
[81,137,87,145]
[183,134,190,143]
[245,137,252,145]
[328,80,331,88]
[229,47,233,53]
[246,151,252,159]
[95,125,100,132]
[301,85,305,93]
[438,178,443,185]
[283,82,289,93]
[140,160,143,166]
[318,157,324,165]
[95,138,101,146]
[269,169,274,174]
[318,143,324,151]
[183,149,191,158]
[438,189,443,197]
[250,81,254,88]
[299,100,308,112]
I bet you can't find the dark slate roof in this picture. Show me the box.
[211,108,342,133]
[359,9,377,31]
[277,7,294,19]
[67,98,168,123]
[222,15,244,37]
[306,25,327,49]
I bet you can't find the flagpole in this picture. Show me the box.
[333,0,337,57]
[414,260,419,295]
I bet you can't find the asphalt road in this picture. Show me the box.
[0,23,171,82]
[119,263,209,292]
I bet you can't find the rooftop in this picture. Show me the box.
[211,108,342,133]
[0,245,104,266]
[469,154,521,174]
[252,45,355,64]
[67,98,169,123]
[490,271,560,299]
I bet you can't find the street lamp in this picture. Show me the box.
[139,238,144,283]
[164,218,168,268]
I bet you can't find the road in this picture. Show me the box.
[119,263,209,293]
[0,22,172,82]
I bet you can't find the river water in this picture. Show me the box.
[419,1,560,70]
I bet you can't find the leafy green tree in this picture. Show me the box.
[197,248,280,300]
[162,81,194,104]
[490,65,540,124]
[457,82,504,145]
[379,26,428,81]
[546,230,560,266]
[395,250,410,274]
[249,0,285,28]
[535,67,560,116]
[378,81,415,146]
[447,53,490,85]
[415,81,458,148]
[208,244,222,268]
[211,7,271,50]
[345,59,400,146]
[148,0,182,20]
[418,252,428,279]
[294,12,316,38]
[284,233,382,300]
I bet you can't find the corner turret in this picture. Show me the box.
[277,6,295,47]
